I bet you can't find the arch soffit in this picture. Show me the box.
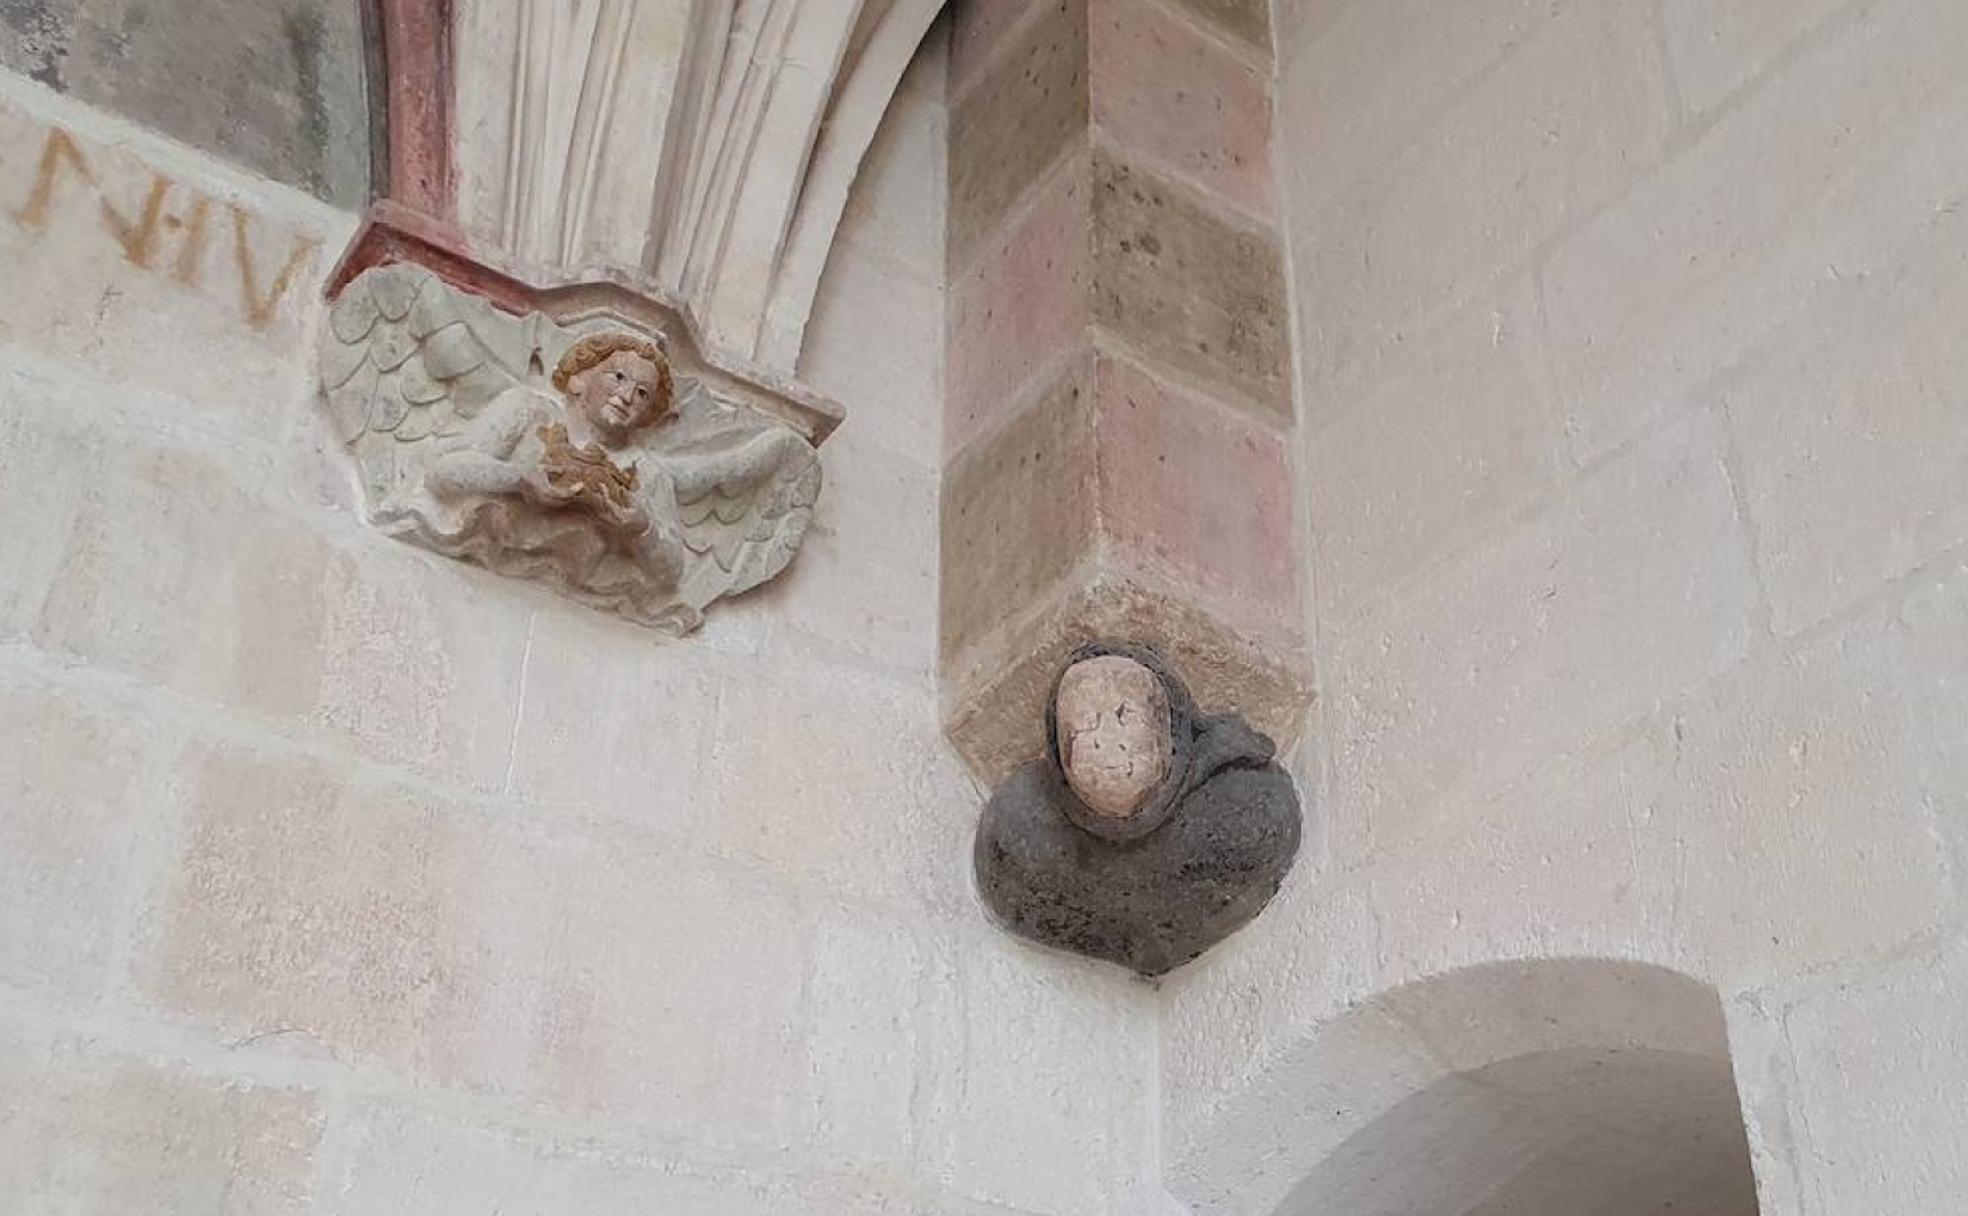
[1165,958,1745,1216]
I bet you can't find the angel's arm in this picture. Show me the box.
[668,426,806,500]
[427,391,551,499]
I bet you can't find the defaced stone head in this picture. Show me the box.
[1054,654,1173,820]
[554,332,674,443]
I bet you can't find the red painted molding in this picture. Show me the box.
[380,0,453,218]
[324,201,847,445]
[327,199,527,310]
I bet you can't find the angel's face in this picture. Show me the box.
[570,350,665,441]
[1055,655,1172,819]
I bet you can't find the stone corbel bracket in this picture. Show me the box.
[328,202,845,446]
[974,643,1303,975]
[330,0,888,635]
[319,217,840,635]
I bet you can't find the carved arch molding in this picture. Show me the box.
[351,0,942,382]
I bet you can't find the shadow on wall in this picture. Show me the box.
[1174,960,1761,1216]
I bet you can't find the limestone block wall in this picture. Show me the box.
[1163,0,1968,1212]
[0,40,1160,1216]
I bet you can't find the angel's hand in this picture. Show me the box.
[518,468,580,506]
[601,498,651,535]
[634,519,686,587]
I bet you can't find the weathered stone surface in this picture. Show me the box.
[1782,943,1968,1215]
[1322,410,1758,858]
[1305,276,1559,619]
[1726,205,1968,637]
[330,1099,1023,1216]
[313,540,531,793]
[920,924,1159,1216]
[0,0,372,207]
[1162,0,1271,55]
[1363,727,1682,980]
[1297,0,1669,405]
[705,658,978,919]
[1542,0,1968,464]
[941,355,1098,661]
[1661,0,1848,114]
[1093,354,1298,632]
[1277,0,1576,228]
[1055,653,1173,817]
[941,0,1307,805]
[946,153,1093,454]
[1664,612,1954,987]
[1089,0,1274,220]
[143,738,820,1149]
[0,1034,322,1215]
[801,239,943,466]
[942,350,1300,688]
[0,91,345,438]
[1275,0,1359,57]
[766,425,941,675]
[34,435,264,688]
[1091,151,1291,423]
[0,673,150,1001]
[500,603,718,826]
[0,363,102,638]
[949,0,1048,97]
[976,645,1302,974]
[948,0,1089,271]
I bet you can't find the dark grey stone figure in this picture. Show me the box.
[973,643,1302,976]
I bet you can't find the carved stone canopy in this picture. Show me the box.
[366,0,942,377]
[319,262,827,634]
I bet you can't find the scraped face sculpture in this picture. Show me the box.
[1056,655,1173,818]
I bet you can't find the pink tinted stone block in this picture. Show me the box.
[146,740,813,1149]
[1094,356,1298,636]
[1090,0,1276,220]
[0,1045,321,1215]
[0,679,150,1001]
[148,743,458,1070]
[946,155,1094,455]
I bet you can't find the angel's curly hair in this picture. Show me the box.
[552,331,672,399]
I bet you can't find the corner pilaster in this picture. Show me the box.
[941,0,1310,778]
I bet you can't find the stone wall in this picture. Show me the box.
[1163,0,1968,1212]
[0,39,1161,1216]
[0,0,371,207]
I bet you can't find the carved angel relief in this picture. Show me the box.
[319,264,822,633]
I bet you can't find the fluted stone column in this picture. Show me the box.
[941,0,1310,778]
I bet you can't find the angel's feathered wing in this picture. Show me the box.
[668,423,824,601]
[319,264,544,503]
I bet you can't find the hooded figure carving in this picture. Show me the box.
[973,643,1303,976]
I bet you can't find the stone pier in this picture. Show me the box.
[939,0,1310,778]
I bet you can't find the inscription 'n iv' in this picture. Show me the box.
[11,128,318,331]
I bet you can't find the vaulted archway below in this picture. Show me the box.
[1169,960,1762,1216]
